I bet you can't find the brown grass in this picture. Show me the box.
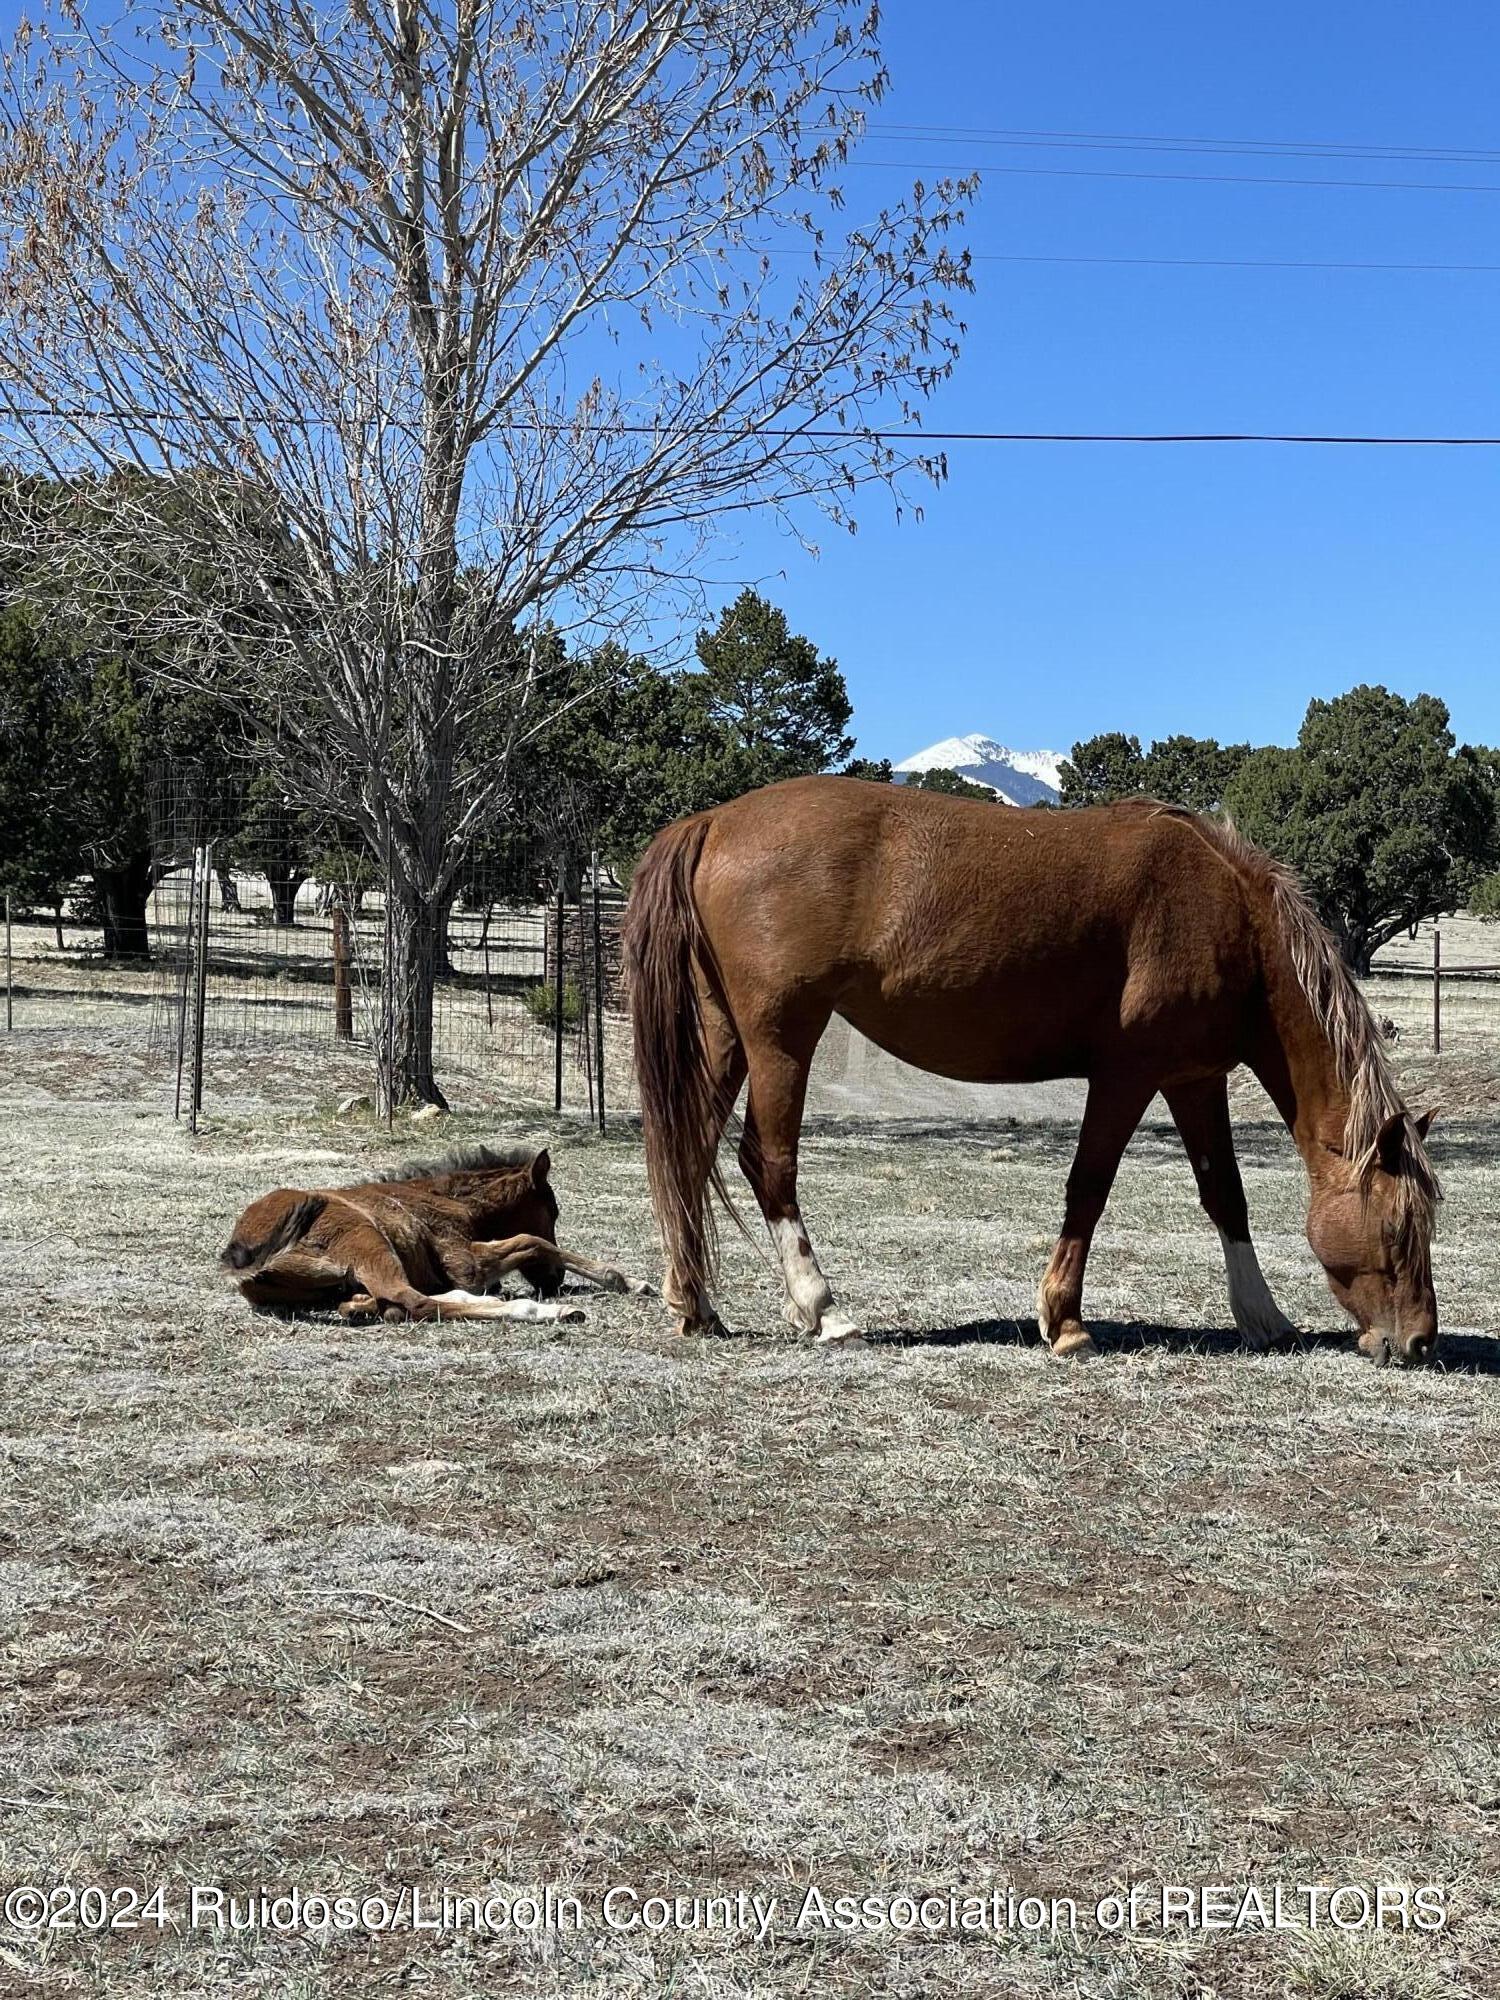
[0,1018,1497,1997]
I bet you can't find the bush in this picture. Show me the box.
[1469,871,1500,921]
[522,979,582,1028]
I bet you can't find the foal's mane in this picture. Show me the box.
[1154,805,1439,1257]
[377,1142,537,1184]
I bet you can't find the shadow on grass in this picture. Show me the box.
[875,1316,1500,1375]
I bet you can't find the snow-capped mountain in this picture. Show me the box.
[893,733,1064,807]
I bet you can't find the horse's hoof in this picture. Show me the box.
[674,1313,730,1338]
[558,1304,586,1324]
[1048,1321,1098,1359]
[813,1315,865,1348]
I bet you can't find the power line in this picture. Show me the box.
[852,159,1500,195]
[868,120,1500,167]
[771,246,1500,274]
[740,430,1500,445]
[3,406,1498,444]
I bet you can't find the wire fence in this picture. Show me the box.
[141,763,633,1127]
[9,777,1500,1126]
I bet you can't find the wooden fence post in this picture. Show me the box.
[332,906,353,1040]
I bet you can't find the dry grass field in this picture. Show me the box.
[1,1007,1498,1998]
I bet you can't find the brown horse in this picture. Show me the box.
[221,1144,650,1323]
[624,778,1439,1363]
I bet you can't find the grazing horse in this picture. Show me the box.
[221,1145,649,1323]
[624,779,1439,1363]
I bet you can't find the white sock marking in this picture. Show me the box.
[769,1212,864,1340]
[428,1289,583,1323]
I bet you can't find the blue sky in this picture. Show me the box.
[726,1,1500,764]
[7,3,1496,766]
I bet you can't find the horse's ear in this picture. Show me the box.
[1414,1107,1437,1142]
[1377,1113,1407,1173]
[529,1148,551,1186]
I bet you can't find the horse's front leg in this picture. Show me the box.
[1164,1076,1297,1349]
[1037,1077,1155,1358]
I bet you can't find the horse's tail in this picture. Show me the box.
[623,812,732,1309]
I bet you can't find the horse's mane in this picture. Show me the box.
[1150,804,1439,1262]
[376,1142,538,1184]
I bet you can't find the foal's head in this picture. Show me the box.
[220,1189,326,1274]
[1305,1110,1438,1366]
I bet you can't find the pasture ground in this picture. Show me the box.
[1,1018,1498,1999]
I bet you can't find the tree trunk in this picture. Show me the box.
[381,879,449,1110]
[217,867,242,913]
[95,856,152,960]
[1343,929,1375,978]
[266,869,305,925]
[53,902,64,951]
[436,888,457,977]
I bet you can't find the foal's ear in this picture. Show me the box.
[1414,1106,1437,1142]
[529,1148,552,1187]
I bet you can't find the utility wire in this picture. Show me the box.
[867,121,1500,167]
[2,407,1498,445]
[768,246,1500,274]
[851,159,1500,195]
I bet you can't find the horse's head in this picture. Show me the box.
[220,1189,326,1274]
[1305,1110,1438,1366]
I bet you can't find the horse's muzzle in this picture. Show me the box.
[1359,1324,1438,1368]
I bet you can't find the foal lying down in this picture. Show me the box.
[221,1144,650,1324]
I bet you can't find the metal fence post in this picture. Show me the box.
[173,847,198,1120]
[553,868,566,1113]
[5,892,12,1031]
[592,848,606,1135]
[188,841,212,1132]
[1433,923,1442,1054]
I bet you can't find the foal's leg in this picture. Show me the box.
[339,1282,585,1325]
[1163,1077,1297,1349]
[334,1229,581,1324]
[1037,1077,1155,1358]
[739,1020,861,1345]
[236,1249,349,1313]
[466,1234,655,1296]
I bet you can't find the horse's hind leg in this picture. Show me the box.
[664,990,746,1336]
[738,1018,862,1346]
[1038,1076,1155,1357]
[1164,1076,1297,1349]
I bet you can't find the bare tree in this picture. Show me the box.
[0,0,973,1106]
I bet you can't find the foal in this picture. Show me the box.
[221,1144,649,1323]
